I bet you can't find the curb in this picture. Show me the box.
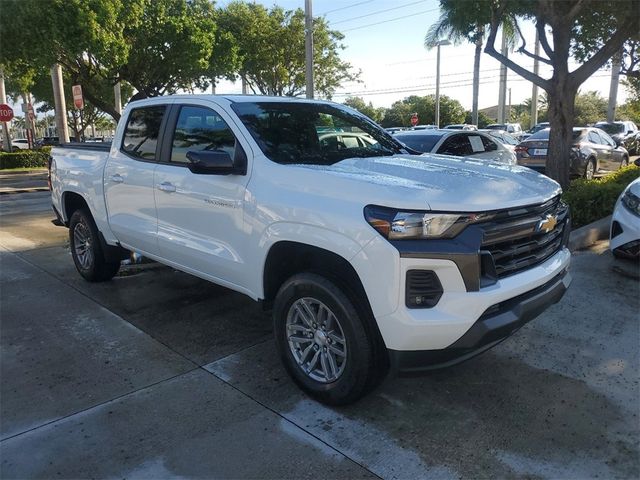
[568,215,611,252]
[0,169,48,176]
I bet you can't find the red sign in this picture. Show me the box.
[0,103,14,122]
[410,113,418,127]
[27,103,35,122]
[72,84,84,109]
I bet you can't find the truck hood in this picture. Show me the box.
[295,154,561,212]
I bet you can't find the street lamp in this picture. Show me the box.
[432,39,450,128]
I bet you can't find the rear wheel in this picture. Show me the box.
[584,158,596,180]
[273,273,384,405]
[69,209,120,282]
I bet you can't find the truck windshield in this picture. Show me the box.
[231,102,405,165]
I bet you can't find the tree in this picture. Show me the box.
[380,95,465,127]
[480,0,638,188]
[573,91,607,126]
[342,97,384,123]
[618,78,640,122]
[0,0,231,120]
[217,1,359,97]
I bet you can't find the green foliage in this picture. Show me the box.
[342,97,384,123]
[465,111,494,128]
[563,165,640,228]
[618,78,640,123]
[573,91,607,126]
[0,150,50,169]
[217,2,358,97]
[380,95,465,127]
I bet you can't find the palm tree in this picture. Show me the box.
[425,2,516,126]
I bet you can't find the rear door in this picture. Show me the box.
[153,103,252,289]
[104,104,167,255]
[587,130,613,172]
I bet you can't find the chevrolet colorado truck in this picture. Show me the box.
[50,95,572,404]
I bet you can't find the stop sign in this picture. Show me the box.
[410,113,418,126]
[0,104,14,122]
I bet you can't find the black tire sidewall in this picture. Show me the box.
[273,273,374,405]
[69,209,119,282]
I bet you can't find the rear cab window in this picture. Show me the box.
[121,106,166,161]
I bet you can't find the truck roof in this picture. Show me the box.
[128,94,337,105]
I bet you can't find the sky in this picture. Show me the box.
[214,0,625,110]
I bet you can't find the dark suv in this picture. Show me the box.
[593,121,638,155]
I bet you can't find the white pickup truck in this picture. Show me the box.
[50,95,572,404]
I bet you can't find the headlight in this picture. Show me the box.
[364,205,483,240]
[621,189,640,216]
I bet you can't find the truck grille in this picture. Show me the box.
[480,196,569,278]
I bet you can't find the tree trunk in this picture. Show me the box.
[471,26,484,126]
[545,81,576,190]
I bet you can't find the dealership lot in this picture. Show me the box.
[1,188,638,479]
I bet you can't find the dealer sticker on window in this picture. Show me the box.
[532,148,547,156]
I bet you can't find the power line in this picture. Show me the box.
[330,0,429,25]
[319,1,375,16]
[341,8,440,32]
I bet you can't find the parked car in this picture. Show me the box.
[610,160,640,259]
[515,128,629,179]
[50,95,571,404]
[393,129,516,164]
[36,136,60,147]
[520,122,550,141]
[486,123,524,139]
[384,127,405,134]
[411,124,437,130]
[443,124,477,130]
[593,121,639,155]
[12,138,30,150]
[479,129,520,152]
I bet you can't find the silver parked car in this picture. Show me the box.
[393,129,517,164]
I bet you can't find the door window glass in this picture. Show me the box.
[437,135,472,156]
[171,106,237,164]
[598,130,616,147]
[121,106,166,161]
[588,131,603,145]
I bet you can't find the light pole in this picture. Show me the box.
[434,39,450,128]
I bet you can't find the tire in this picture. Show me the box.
[69,209,120,282]
[273,273,384,405]
[584,158,596,180]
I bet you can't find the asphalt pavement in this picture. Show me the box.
[0,183,638,479]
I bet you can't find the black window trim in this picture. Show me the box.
[119,104,170,164]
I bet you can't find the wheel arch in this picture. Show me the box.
[61,190,91,225]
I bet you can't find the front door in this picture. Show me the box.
[104,104,167,255]
[154,104,251,289]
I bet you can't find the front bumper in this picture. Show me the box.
[389,268,571,374]
[610,198,640,258]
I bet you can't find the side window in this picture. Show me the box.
[437,135,472,156]
[598,131,616,147]
[587,131,602,145]
[171,106,237,164]
[479,135,498,152]
[121,106,166,160]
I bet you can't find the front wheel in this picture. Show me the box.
[273,273,384,405]
[69,209,120,282]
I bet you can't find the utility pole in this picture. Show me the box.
[305,0,314,99]
[497,31,508,123]
[530,31,540,128]
[434,39,451,128]
[114,82,122,116]
[50,64,70,143]
[0,67,12,152]
[508,88,512,122]
[241,78,248,95]
[607,49,622,122]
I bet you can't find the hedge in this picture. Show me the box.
[563,164,640,228]
[0,149,50,169]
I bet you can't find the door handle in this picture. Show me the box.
[110,174,124,183]
[157,182,176,193]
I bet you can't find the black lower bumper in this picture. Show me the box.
[389,269,572,375]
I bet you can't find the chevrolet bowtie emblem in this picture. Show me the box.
[538,214,558,233]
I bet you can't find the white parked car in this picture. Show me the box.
[611,169,640,259]
[50,95,571,404]
[11,139,30,150]
[393,129,517,164]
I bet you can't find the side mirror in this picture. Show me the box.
[186,150,240,175]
